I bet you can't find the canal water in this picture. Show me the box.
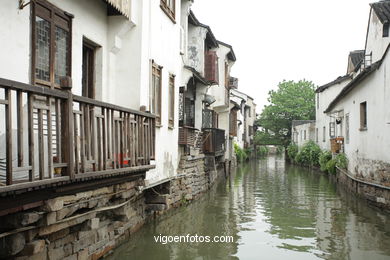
[107,156,390,260]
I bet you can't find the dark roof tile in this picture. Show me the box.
[371,0,390,24]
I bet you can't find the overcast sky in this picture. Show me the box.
[191,0,373,112]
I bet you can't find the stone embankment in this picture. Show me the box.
[0,155,234,259]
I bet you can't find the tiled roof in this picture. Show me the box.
[349,50,365,69]
[315,75,352,93]
[189,11,218,48]
[324,43,390,114]
[371,0,390,24]
[217,40,236,61]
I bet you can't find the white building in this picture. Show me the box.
[322,0,390,185]
[291,120,316,148]
[230,89,257,150]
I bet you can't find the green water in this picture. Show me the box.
[107,156,390,260]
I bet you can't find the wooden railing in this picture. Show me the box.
[178,126,201,148]
[203,128,225,156]
[0,78,155,193]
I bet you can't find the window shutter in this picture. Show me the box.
[205,51,218,84]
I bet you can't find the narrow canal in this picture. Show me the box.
[107,156,390,260]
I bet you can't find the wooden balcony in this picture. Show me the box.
[178,126,202,148]
[202,128,225,156]
[0,78,155,194]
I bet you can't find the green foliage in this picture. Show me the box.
[255,80,316,147]
[234,143,248,162]
[287,143,299,162]
[326,159,337,174]
[294,141,321,167]
[257,146,269,157]
[319,150,332,171]
[335,153,348,169]
[276,146,284,155]
[321,152,348,174]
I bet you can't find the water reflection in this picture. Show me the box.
[107,156,390,260]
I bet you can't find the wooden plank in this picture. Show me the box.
[85,104,91,160]
[80,104,86,173]
[38,109,44,180]
[55,99,62,163]
[5,89,12,185]
[61,91,75,179]
[73,113,79,174]
[90,107,96,171]
[0,78,68,99]
[102,108,107,170]
[72,94,155,119]
[28,94,35,181]
[16,91,23,167]
[97,117,102,171]
[47,98,53,178]
[107,109,111,161]
[0,176,70,194]
[120,112,124,168]
[13,166,32,172]
[112,110,116,169]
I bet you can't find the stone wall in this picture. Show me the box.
[335,168,390,208]
[0,178,147,260]
[0,156,234,259]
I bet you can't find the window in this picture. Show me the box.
[316,128,318,143]
[150,61,162,126]
[248,107,251,117]
[168,74,175,128]
[384,23,389,37]
[33,0,72,88]
[360,101,367,130]
[82,40,96,99]
[329,122,336,138]
[160,0,175,22]
[345,113,350,144]
[304,130,306,140]
[323,126,326,142]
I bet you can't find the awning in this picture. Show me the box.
[105,0,131,20]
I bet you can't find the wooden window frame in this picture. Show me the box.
[151,61,162,126]
[160,0,176,23]
[168,74,175,128]
[329,122,336,138]
[32,0,73,88]
[360,101,367,130]
[345,113,350,144]
[82,39,97,99]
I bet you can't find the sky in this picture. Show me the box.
[191,0,374,113]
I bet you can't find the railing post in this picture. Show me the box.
[60,77,75,179]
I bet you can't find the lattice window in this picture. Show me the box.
[33,0,72,88]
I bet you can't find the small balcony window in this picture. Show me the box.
[360,101,367,130]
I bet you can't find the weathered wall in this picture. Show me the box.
[329,53,390,183]
[0,178,147,260]
[365,9,390,64]
[335,168,390,208]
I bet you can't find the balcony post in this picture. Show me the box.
[60,77,75,179]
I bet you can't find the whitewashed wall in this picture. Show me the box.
[328,54,390,181]
[316,78,351,150]
[365,9,390,64]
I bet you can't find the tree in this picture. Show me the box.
[255,80,316,147]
